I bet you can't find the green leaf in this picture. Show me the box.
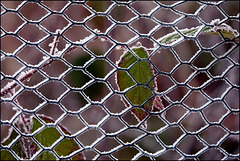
[117,46,164,123]
[35,151,56,160]
[34,127,62,148]
[1,128,21,160]
[158,21,239,46]
[1,150,17,160]
[1,115,85,160]
[33,116,63,151]
[54,138,81,158]
[34,115,85,160]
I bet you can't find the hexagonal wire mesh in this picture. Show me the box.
[1,1,239,160]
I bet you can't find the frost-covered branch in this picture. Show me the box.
[1,30,76,97]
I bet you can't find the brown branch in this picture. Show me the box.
[1,32,77,97]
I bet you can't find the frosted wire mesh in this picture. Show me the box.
[1,1,239,160]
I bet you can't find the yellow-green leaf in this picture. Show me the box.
[117,46,164,123]
[1,115,85,160]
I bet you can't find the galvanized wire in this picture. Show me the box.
[1,1,239,160]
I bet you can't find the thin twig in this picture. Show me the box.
[1,31,77,97]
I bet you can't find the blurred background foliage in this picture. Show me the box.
[1,1,239,160]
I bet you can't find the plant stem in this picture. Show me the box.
[1,32,76,97]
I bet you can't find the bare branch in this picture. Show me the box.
[1,31,77,97]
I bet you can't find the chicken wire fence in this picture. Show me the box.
[1,1,239,160]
